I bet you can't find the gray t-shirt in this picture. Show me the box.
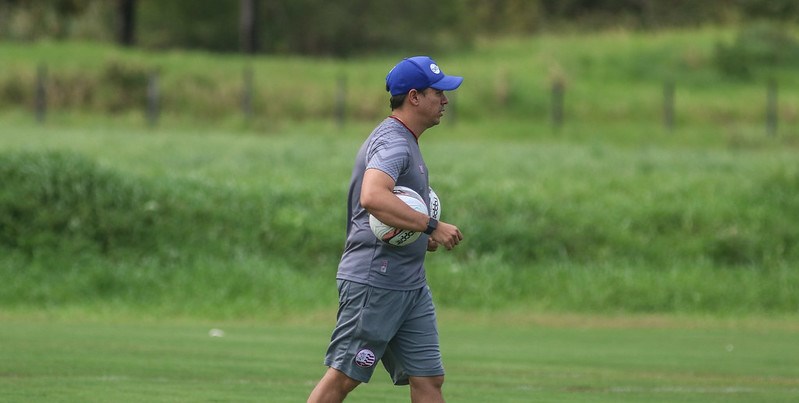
[336,117,431,291]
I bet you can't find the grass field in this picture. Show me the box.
[3,28,799,401]
[1,311,798,402]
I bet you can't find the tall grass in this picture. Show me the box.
[1,122,797,317]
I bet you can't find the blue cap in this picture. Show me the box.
[385,56,463,96]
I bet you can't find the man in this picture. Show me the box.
[307,56,464,403]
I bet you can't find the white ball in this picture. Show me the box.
[369,186,429,246]
[428,186,441,220]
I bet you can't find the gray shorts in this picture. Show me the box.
[323,280,444,385]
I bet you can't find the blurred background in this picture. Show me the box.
[1,0,798,318]
[1,0,798,132]
[3,0,799,55]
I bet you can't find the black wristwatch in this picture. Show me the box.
[424,217,438,235]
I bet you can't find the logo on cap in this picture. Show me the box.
[429,64,441,75]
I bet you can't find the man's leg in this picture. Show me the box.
[409,375,445,403]
[307,367,361,403]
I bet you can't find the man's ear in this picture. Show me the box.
[408,89,420,106]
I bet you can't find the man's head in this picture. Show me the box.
[386,56,463,101]
[385,56,463,131]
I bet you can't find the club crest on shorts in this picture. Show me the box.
[355,348,376,368]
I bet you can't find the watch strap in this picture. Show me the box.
[424,217,438,235]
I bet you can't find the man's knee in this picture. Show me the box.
[327,368,362,393]
[409,375,444,392]
[409,375,445,402]
[308,368,362,403]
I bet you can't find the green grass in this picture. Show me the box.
[2,29,799,401]
[1,312,797,402]
[2,120,798,316]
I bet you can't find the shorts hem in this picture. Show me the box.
[325,362,372,384]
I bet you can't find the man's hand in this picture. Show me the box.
[431,221,462,250]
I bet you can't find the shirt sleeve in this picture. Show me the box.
[365,133,410,182]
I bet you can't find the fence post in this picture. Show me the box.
[336,74,346,128]
[551,80,564,131]
[766,78,778,137]
[35,64,47,123]
[146,70,160,127]
[239,0,258,54]
[663,80,675,133]
[242,65,254,121]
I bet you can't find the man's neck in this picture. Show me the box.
[390,111,425,139]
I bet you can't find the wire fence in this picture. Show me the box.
[29,63,785,137]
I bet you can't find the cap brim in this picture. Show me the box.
[430,75,463,91]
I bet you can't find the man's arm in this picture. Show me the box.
[361,169,463,250]
[360,169,428,231]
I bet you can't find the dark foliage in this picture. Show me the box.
[1,0,797,56]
